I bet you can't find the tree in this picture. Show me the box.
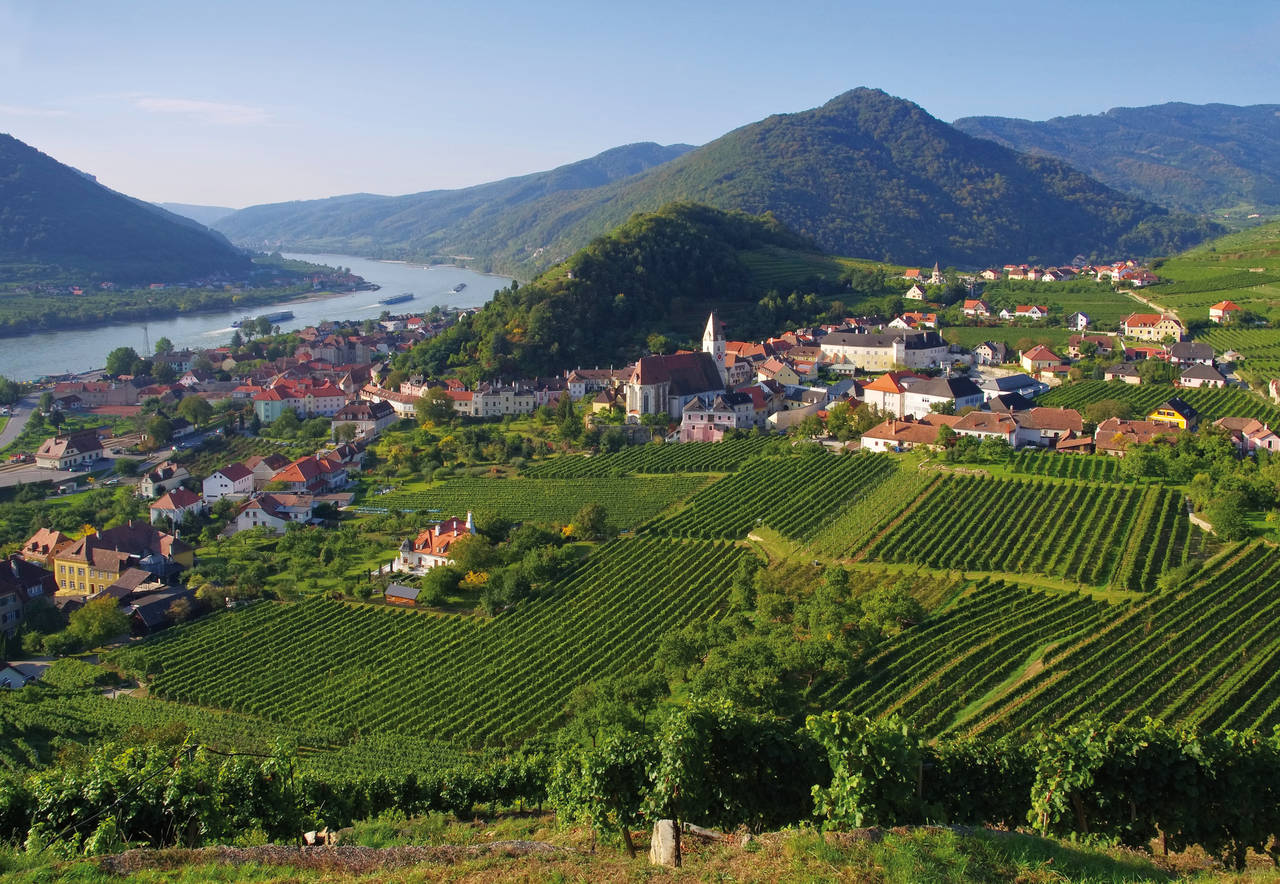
[146,416,173,448]
[416,388,455,425]
[935,424,957,447]
[38,392,53,413]
[1084,399,1134,424]
[105,346,140,378]
[571,502,609,540]
[47,409,65,430]
[0,375,19,406]
[230,331,244,349]
[154,337,174,355]
[334,422,358,443]
[1138,359,1178,385]
[1206,492,1250,541]
[177,396,213,427]
[68,597,130,648]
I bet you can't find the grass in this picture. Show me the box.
[941,324,1075,351]
[1,820,1265,883]
[1149,220,1280,321]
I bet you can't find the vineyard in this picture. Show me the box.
[1039,379,1280,424]
[646,452,898,541]
[522,436,773,477]
[1007,449,1123,482]
[356,475,708,528]
[863,475,1190,590]
[1200,327,1280,377]
[808,464,938,559]
[115,537,750,745]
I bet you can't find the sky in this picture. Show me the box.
[2,0,1277,208]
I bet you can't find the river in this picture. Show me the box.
[0,254,513,381]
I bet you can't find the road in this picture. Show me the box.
[0,394,36,450]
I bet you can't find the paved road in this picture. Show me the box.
[0,394,36,450]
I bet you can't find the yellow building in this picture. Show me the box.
[1122,312,1185,342]
[48,521,194,595]
[1148,398,1198,431]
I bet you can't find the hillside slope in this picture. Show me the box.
[217,89,1218,276]
[954,102,1280,216]
[214,141,694,259]
[0,134,250,282]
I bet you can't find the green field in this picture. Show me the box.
[1200,326,1280,377]
[523,436,773,477]
[941,324,1074,352]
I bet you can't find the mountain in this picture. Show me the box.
[0,134,249,282]
[217,89,1218,276]
[158,202,238,227]
[953,102,1280,216]
[397,202,835,381]
[214,141,695,259]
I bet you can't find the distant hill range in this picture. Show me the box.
[0,134,249,282]
[953,102,1280,217]
[215,88,1218,275]
[157,202,239,227]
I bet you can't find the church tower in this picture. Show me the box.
[930,261,945,286]
[702,312,727,382]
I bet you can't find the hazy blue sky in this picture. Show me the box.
[2,0,1276,207]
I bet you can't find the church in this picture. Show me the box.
[623,314,728,420]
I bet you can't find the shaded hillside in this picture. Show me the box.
[214,141,694,258]
[218,89,1218,276]
[954,102,1280,216]
[397,203,826,379]
[0,134,249,282]
[158,202,238,227]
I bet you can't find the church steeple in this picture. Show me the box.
[930,261,944,285]
[702,312,727,384]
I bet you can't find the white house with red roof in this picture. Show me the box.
[1020,345,1063,373]
[252,379,347,422]
[962,299,991,317]
[1209,301,1241,324]
[202,463,255,501]
[149,489,206,526]
[228,493,318,535]
[395,513,473,574]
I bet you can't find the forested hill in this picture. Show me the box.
[953,102,1280,217]
[213,141,695,259]
[217,89,1218,277]
[396,203,824,380]
[0,134,250,282]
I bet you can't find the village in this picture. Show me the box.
[0,255,1271,651]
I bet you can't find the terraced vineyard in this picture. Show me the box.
[1039,380,1280,424]
[863,475,1190,589]
[646,452,898,541]
[809,465,939,559]
[522,436,772,477]
[1199,327,1280,376]
[357,475,707,528]
[968,543,1280,736]
[828,580,1112,734]
[117,537,749,744]
[1008,450,1123,482]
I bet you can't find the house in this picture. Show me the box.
[20,528,72,568]
[1013,408,1085,448]
[50,522,193,595]
[243,453,292,490]
[1209,301,1241,324]
[149,489,206,526]
[384,583,421,606]
[35,431,102,470]
[904,284,928,301]
[1066,312,1090,331]
[980,269,1002,281]
[953,411,1018,446]
[0,555,58,637]
[755,357,802,388]
[1148,398,1198,431]
[902,268,922,281]
[819,330,949,372]
[138,461,190,498]
[395,514,473,574]
[127,589,199,635]
[978,373,1046,402]
[1167,342,1215,366]
[203,463,255,501]
[1002,305,1049,322]
[902,377,984,418]
[1020,345,1063,373]
[972,341,1008,366]
[1179,363,1227,389]
[227,493,317,535]
[331,399,398,439]
[0,662,34,689]
[963,299,991,317]
[679,392,755,442]
[1094,418,1182,455]
[893,312,937,330]
[861,371,925,418]
[1215,417,1280,454]
[1122,313,1185,342]
[1067,335,1116,358]
[252,379,347,422]
[860,414,961,452]
[1103,363,1142,384]
[987,392,1036,413]
[269,455,349,493]
[90,567,164,603]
